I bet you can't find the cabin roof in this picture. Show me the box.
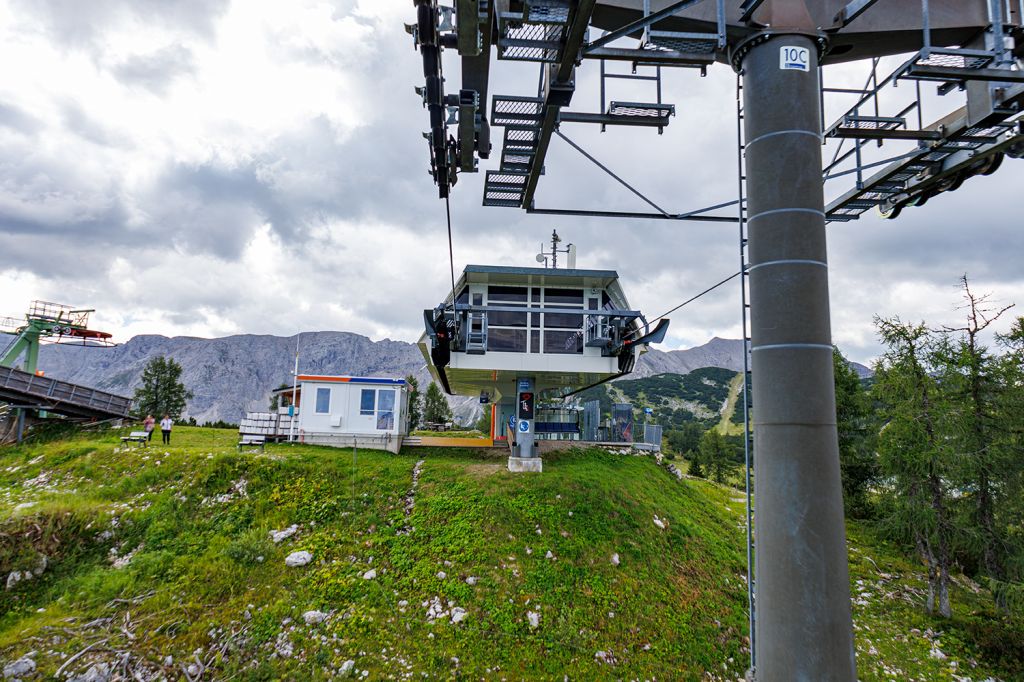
[463,264,619,288]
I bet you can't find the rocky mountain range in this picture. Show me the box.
[27,333,870,424]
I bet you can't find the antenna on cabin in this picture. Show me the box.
[535,229,574,269]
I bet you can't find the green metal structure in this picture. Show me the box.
[0,301,113,374]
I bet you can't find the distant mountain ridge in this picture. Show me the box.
[32,333,871,423]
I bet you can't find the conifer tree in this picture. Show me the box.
[423,381,453,426]
[133,356,193,420]
[874,318,955,617]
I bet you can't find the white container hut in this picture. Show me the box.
[284,375,409,453]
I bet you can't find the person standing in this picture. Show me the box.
[143,414,156,442]
[160,414,173,445]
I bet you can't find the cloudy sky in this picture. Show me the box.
[0,0,1021,365]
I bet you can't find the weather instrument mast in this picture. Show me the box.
[407,1,1024,679]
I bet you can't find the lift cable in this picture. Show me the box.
[444,192,458,308]
[623,269,742,341]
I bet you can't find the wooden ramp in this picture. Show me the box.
[0,366,132,420]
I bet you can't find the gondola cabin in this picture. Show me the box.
[419,261,668,471]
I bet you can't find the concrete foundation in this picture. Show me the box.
[507,456,543,473]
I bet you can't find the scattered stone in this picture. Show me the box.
[594,650,617,665]
[436,571,447,579]
[112,545,142,569]
[450,607,468,624]
[12,502,35,512]
[340,660,355,677]
[527,611,540,629]
[465,576,478,586]
[285,551,313,567]
[545,551,554,560]
[653,515,666,530]
[3,655,35,679]
[303,610,328,625]
[611,553,620,566]
[270,525,299,543]
[362,569,377,580]
[69,662,110,682]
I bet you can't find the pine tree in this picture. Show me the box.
[698,429,737,484]
[874,317,955,618]
[937,276,1015,584]
[133,356,193,420]
[406,375,422,430]
[423,381,452,427]
[833,346,877,517]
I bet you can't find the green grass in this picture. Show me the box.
[0,426,1020,680]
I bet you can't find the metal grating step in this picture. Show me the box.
[525,0,571,24]
[647,30,719,54]
[895,47,1006,83]
[504,126,540,151]
[500,147,538,173]
[497,12,566,63]
[491,95,545,127]
[608,101,675,121]
[483,170,528,207]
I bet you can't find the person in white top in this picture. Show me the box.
[160,415,173,445]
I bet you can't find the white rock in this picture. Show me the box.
[285,551,313,567]
[3,656,35,678]
[270,525,299,543]
[450,607,468,624]
[527,611,540,629]
[653,516,666,530]
[303,610,328,625]
[545,551,554,560]
[5,572,23,591]
[362,569,377,580]
[436,571,447,579]
[465,576,478,586]
[340,660,355,677]
[611,553,620,566]
[69,662,110,682]
[13,502,35,511]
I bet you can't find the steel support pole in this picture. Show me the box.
[741,34,857,681]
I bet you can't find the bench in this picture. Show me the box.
[120,431,149,446]
[238,434,266,451]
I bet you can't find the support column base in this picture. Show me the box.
[507,457,543,473]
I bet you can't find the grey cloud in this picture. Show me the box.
[13,0,230,53]
[111,44,196,94]
[0,102,41,135]
[60,100,123,147]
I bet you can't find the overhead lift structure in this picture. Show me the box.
[1,301,131,441]
[407,2,1024,680]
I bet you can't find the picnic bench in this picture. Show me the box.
[238,434,266,451]
[121,431,149,446]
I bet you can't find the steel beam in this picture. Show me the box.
[584,0,709,52]
[521,0,599,209]
[526,207,738,222]
[741,32,856,681]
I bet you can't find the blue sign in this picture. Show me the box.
[519,420,530,433]
[643,407,653,415]
[518,379,530,391]
[509,415,516,430]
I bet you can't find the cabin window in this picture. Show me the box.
[376,389,396,430]
[488,286,527,302]
[360,389,375,415]
[487,328,527,352]
[487,286,529,352]
[544,330,584,354]
[545,288,584,305]
[315,387,331,414]
[541,287,584,353]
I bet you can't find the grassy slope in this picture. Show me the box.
[0,428,1020,680]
